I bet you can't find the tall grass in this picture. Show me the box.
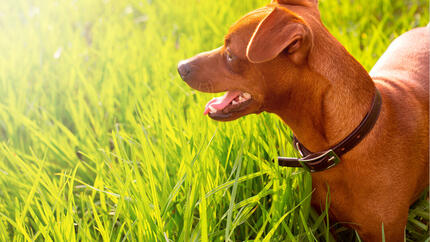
[0,0,427,241]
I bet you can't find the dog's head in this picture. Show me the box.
[178,0,322,121]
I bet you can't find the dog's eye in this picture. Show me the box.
[226,52,234,62]
[225,49,236,63]
[224,48,243,73]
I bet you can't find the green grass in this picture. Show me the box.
[0,0,427,241]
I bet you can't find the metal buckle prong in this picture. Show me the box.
[327,149,341,164]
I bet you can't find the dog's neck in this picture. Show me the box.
[271,30,376,152]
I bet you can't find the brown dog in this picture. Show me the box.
[177,0,429,240]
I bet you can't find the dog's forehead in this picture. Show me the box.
[229,7,272,32]
[225,7,272,56]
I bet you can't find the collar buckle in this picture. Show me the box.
[299,149,341,172]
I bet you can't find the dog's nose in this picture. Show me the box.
[177,60,191,80]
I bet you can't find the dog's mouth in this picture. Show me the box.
[203,90,253,120]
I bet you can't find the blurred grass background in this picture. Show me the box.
[0,0,428,241]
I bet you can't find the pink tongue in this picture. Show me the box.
[204,91,241,115]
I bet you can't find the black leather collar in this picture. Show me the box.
[277,89,382,172]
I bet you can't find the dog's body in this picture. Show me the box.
[309,26,429,240]
[178,1,429,241]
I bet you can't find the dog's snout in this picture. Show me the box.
[177,60,192,80]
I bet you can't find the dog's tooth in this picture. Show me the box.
[243,92,251,99]
[238,96,244,102]
[232,100,238,105]
[209,106,217,113]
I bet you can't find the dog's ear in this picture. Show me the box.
[271,0,318,5]
[246,7,312,64]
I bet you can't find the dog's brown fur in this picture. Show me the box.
[177,0,429,240]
